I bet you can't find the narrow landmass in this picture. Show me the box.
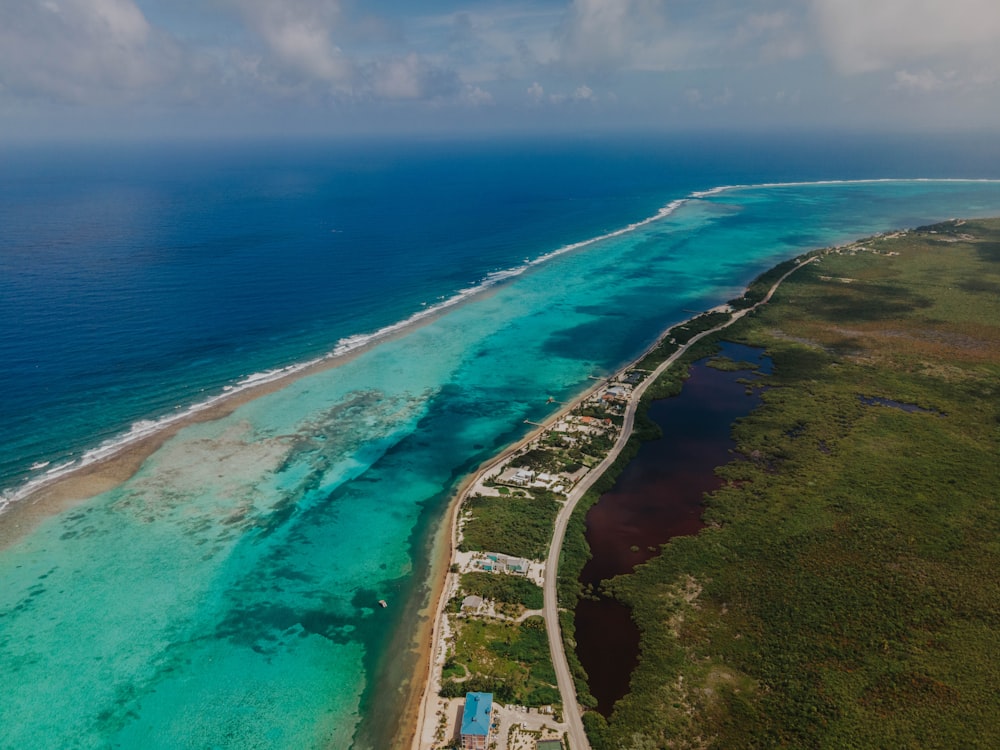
[411,218,1000,750]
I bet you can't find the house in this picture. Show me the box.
[512,468,535,486]
[532,472,555,488]
[461,595,484,613]
[497,466,537,487]
[485,553,531,575]
[461,692,493,750]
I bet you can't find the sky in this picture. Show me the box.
[2,0,1000,140]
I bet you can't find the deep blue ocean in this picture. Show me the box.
[2,133,1000,749]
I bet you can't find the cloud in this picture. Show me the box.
[813,0,1000,78]
[892,69,959,93]
[555,0,805,74]
[735,12,805,63]
[683,85,734,109]
[558,0,680,72]
[227,0,351,85]
[367,54,459,100]
[534,82,597,106]
[463,86,494,106]
[0,0,178,102]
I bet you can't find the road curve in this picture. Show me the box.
[542,256,816,750]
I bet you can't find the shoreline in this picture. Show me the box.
[403,296,737,750]
[0,205,973,746]
[0,181,760,748]
[405,248,825,749]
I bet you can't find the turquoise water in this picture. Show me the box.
[4,178,1000,749]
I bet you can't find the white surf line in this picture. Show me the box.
[692,177,1000,199]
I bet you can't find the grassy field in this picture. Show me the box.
[460,571,544,611]
[577,220,1000,749]
[459,492,562,560]
[439,616,561,707]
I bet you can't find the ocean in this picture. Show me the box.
[2,133,1000,749]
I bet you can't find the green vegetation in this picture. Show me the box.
[706,354,760,372]
[575,219,1000,749]
[459,492,561,559]
[440,616,559,707]
[636,310,733,371]
[729,254,807,309]
[460,571,544,610]
[517,447,565,473]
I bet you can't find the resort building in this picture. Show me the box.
[478,552,530,575]
[460,692,493,750]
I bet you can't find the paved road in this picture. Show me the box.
[542,257,816,750]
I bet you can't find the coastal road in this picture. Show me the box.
[542,256,817,750]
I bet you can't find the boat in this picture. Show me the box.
[378,599,388,609]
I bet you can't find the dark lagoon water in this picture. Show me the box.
[576,342,771,716]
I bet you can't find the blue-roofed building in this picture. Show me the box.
[460,692,493,750]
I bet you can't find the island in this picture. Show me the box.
[409,218,1000,750]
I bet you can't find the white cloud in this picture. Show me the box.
[736,12,805,62]
[534,82,597,106]
[683,84,733,108]
[555,0,806,74]
[892,69,958,93]
[463,85,494,106]
[0,0,175,102]
[368,54,458,100]
[228,0,351,84]
[813,0,1000,78]
[558,0,681,72]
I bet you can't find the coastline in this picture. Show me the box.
[5,187,996,748]
[404,249,824,750]
[0,226,723,746]
[403,302,732,749]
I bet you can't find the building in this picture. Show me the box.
[461,692,493,750]
[461,595,484,613]
[489,553,530,575]
[512,468,535,486]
